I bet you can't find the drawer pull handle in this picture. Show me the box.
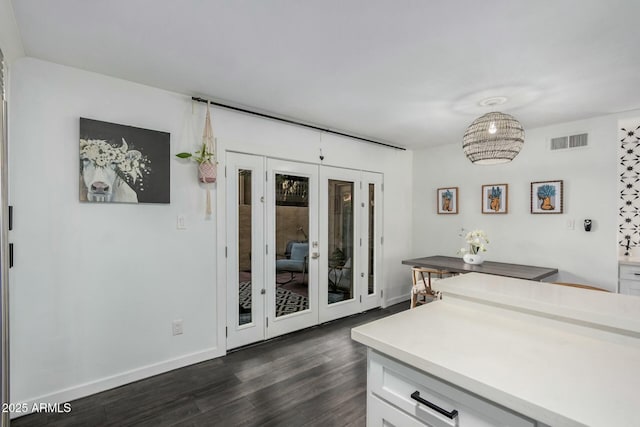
[410,391,459,420]
[634,273,640,276]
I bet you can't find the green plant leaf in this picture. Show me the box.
[176,152,193,159]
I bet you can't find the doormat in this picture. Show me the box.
[239,282,309,317]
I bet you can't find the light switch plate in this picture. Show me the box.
[177,215,187,230]
[172,319,183,335]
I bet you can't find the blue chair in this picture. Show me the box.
[275,242,308,284]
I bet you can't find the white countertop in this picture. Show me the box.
[352,273,640,427]
[619,256,640,266]
[435,273,640,336]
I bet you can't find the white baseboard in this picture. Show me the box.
[383,294,410,308]
[11,346,225,419]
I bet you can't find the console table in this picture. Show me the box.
[402,255,558,281]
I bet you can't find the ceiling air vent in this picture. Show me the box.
[550,133,588,151]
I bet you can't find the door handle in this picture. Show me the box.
[311,252,319,259]
[411,391,458,420]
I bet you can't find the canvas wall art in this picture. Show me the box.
[437,187,458,214]
[79,118,170,204]
[482,184,508,214]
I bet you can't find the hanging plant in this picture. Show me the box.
[176,101,217,215]
[175,141,216,183]
[176,141,213,164]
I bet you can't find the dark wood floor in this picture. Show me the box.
[13,302,408,427]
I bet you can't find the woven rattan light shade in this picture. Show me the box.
[462,112,524,164]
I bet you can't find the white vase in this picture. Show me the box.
[463,253,485,265]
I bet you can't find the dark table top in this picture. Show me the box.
[402,255,558,281]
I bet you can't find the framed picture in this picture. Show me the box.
[482,184,508,214]
[80,118,170,204]
[437,187,458,214]
[531,180,563,214]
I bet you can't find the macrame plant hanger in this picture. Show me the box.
[199,101,217,215]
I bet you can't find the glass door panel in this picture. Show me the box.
[368,183,375,295]
[327,179,354,304]
[238,169,253,325]
[274,173,310,317]
[266,159,318,338]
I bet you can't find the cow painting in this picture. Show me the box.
[80,138,148,203]
[79,118,170,204]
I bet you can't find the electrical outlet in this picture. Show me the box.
[172,319,184,336]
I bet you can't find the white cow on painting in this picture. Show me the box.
[80,138,148,203]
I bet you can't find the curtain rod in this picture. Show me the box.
[191,96,406,151]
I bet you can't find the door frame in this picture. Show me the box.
[221,151,383,350]
[0,47,10,427]
[225,152,266,349]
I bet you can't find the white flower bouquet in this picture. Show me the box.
[459,229,489,255]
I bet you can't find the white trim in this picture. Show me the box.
[11,347,224,419]
[216,138,229,358]
[383,294,409,308]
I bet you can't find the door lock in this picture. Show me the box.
[261,289,266,294]
[311,252,320,259]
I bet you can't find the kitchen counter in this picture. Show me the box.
[352,273,640,426]
[619,256,640,266]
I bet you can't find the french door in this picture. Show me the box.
[360,172,383,312]
[265,159,319,337]
[318,169,383,322]
[226,153,266,349]
[319,167,360,322]
[226,152,382,349]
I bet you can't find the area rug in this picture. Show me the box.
[238,281,309,317]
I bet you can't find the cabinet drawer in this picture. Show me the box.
[620,279,640,296]
[619,264,640,281]
[369,351,534,427]
[368,393,428,427]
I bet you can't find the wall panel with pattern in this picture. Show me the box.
[620,121,640,255]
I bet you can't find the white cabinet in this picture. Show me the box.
[369,393,430,427]
[619,263,640,296]
[367,350,535,427]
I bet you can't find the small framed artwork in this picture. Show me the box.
[531,180,563,214]
[482,184,508,214]
[437,187,458,214]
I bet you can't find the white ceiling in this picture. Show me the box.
[9,0,640,149]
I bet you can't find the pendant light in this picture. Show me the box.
[462,108,525,165]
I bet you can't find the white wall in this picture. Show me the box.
[9,58,221,409]
[412,111,640,291]
[8,57,413,409]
